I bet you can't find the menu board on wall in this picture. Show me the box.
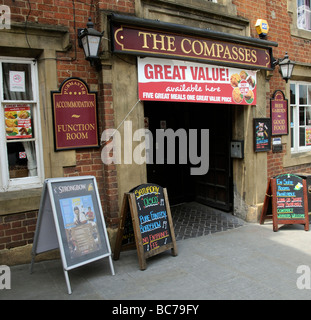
[254,118,271,152]
[114,183,178,270]
[260,174,309,232]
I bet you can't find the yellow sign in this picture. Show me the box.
[255,19,269,37]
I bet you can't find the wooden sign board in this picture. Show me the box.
[114,183,178,270]
[270,90,288,136]
[30,176,115,294]
[260,174,309,232]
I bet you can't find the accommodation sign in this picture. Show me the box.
[51,78,99,151]
[112,22,272,70]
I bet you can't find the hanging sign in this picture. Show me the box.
[254,118,271,152]
[114,183,178,270]
[260,174,309,232]
[51,77,99,151]
[271,90,288,136]
[30,176,115,294]
[138,57,257,105]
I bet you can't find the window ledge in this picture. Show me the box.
[0,188,42,216]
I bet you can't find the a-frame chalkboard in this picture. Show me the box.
[260,174,309,232]
[30,176,115,294]
[113,183,178,270]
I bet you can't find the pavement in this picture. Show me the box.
[1,203,311,301]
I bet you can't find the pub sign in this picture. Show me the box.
[270,90,288,136]
[51,78,99,151]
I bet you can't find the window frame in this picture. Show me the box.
[290,81,311,154]
[0,57,44,192]
[297,0,311,31]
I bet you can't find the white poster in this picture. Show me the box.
[9,71,25,92]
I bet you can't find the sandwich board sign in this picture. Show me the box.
[260,174,309,232]
[30,176,115,294]
[113,183,178,270]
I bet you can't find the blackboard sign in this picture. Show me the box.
[254,118,271,152]
[260,174,309,231]
[114,183,177,270]
[30,176,115,294]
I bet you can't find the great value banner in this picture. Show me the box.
[138,57,257,105]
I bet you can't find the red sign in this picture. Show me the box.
[138,57,257,105]
[270,90,288,136]
[5,105,32,139]
[51,78,99,151]
[112,23,272,70]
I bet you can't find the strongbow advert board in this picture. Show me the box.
[114,183,178,270]
[30,176,115,294]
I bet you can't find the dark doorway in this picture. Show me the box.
[144,102,233,212]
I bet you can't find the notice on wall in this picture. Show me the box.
[138,57,257,105]
[254,118,271,152]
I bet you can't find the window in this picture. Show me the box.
[290,82,311,153]
[0,58,44,191]
[298,0,311,31]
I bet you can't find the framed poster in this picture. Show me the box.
[51,77,100,151]
[254,118,271,152]
[31,176,115,294]
[270,90,288,136]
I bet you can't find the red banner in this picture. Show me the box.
[138,57,257,105]
[51,78,99,151]
[270,90,288,136]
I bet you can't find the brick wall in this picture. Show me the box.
[0,211,38,251]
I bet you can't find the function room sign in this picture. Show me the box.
[51,78,99,151]
[138,57,257,105]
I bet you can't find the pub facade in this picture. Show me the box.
[1,0,311,264]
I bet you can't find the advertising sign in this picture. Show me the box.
[5,105,32,139]
[114,183,178,270]
[138,57,257,105]
[270,90,288,136]
[51,77,99,151]
[30,176,115,294]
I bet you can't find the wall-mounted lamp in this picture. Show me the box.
[272,52,295,83]
[78,17,103,69]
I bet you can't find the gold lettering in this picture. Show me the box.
[203,42,216,57]
[152,34,166,51]
[167,36,176,52]
[251,50,257,63]
[192,40,203,55]
[216,44,224,58]
[181,38,192,54]
[138,32,152,49]
[223,46,232,60]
